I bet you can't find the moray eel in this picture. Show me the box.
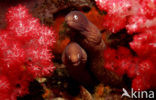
[65,11,105,53]
[62,42,95,87]
[65,11,124,87]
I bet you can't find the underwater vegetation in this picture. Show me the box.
[0,0,155,100]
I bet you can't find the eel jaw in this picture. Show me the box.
[72,61,80,66]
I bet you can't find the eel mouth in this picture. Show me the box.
[65,20,74,27]
[65,15,72,23]
[72,61,80,66]
[65,16,75,27]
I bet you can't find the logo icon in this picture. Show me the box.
[121,88,155,99]
[121,88,130,98]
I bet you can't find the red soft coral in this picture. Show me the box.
[96,0,156,33]
[104,47,132,76]
[132,60,156,90]
[130,32,156,57]
[0,75,11,100]
[104,47,156,90]
[97,0,156,90]
[103,14,126,33]
[0,4,56,99]
[95,0,132,33]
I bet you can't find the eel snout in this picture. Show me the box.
[68,53,81,66]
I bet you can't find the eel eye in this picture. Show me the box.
[68,56,71,60]
[73,15,78,20]
[77,54,80,59]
